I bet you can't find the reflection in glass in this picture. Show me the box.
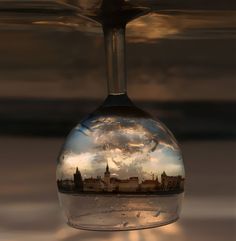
[56,0,185,231]
[57,95,185,230]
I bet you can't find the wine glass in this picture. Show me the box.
[57,0,185,231]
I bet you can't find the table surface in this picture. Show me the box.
[0,137,235,241]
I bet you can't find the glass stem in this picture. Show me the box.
[103,26,127,95]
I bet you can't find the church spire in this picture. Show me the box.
[162,171,167,176]
[105,163,110,175]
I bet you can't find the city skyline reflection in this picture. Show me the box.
[57,163,185,194]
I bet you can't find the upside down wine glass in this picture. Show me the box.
[57,0,185,231]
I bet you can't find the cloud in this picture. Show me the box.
[58,115,184,180]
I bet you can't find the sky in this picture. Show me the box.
[57,115,185,180]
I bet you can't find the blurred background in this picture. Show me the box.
[0,0,235,240]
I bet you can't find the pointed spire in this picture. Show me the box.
[105,162,110,175]
[76,167,79,173]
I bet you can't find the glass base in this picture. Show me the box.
[59,193,183,231]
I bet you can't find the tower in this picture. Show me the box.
[74,167,83,192]
[161,171,168,191]
[104,163,111,191]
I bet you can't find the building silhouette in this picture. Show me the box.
[103,163,112,191]
[74,167,83,192]
[57,179,74,192]
[57,164,185,193]
[161,171,185,191]
[140,177,160,192]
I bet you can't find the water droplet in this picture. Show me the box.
[136,212,141,218]
[122,221,129,227]
[153,211,160,217]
